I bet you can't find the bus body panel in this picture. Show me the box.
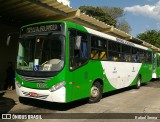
[16,21,153,103]
[101,61,142,89]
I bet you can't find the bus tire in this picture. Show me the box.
[88,82,103,103]
[135,75,141,89]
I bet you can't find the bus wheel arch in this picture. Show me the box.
[135,74,141,89]
[88,79,103,103]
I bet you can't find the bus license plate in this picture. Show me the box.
[29,92,38,97]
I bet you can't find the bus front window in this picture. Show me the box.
[17,35,65,72]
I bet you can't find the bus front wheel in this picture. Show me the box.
[89,82,103,103]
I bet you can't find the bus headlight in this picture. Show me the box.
[15,80,22,88]
[49,81,66,92]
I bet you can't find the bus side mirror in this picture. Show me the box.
[6,35,11,46]
[6,32,19,46]
[74,36,81,50]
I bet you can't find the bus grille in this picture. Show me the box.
[22,91,49,99]
[19,75,51,83]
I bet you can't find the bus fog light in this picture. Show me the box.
[49,81,66,92]
[16,80,22,88]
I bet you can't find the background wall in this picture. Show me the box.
[0,23,19,90]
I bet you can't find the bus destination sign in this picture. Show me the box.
[21,23,61,34]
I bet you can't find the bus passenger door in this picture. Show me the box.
[69,29,90,100]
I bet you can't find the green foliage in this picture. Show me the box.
[116,18,131,33]
[101,6,124,19]
[79,6,131,33]
[79,6,117,27]
[101,6,131,33]
[137,30,160,47]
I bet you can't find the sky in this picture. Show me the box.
[69,0,160,36]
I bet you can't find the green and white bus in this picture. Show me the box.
[15,21,153,103]
[152,53,160,79]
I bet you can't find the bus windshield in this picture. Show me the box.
[17,34,65,72]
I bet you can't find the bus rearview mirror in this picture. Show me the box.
[6,35,11,46]
[6,32,19,46]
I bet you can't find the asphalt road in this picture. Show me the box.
[1,80,160,121]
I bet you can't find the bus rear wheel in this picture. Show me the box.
[89,82,103,103]
[135,75,141,89]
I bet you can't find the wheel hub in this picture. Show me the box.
[91,86,99,98]
[137,79,141,87]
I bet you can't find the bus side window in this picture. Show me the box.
[91,49,99,59]
[132,47,139,62]
[91,36,108,60]
[135,52,140,63]
[81,41,87,58]
[69,29,88,70]
[139,49,145,63]
[100,41,107,60]
[146,51,152,63]
[108,41,121,62]
[91,36,99,60]
[122,44,131,62]
[100,51,107,60]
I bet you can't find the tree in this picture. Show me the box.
[101,6,124,19]
[137,30,160,47]
[79,6,131,33]
[116,18,131,33]
[101,6,131,33]
[79,6,117,27]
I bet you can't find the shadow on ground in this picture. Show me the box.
[102,85,136,99]
[18,97,88,111]
[0,95,16,113]
[0,91,5,97]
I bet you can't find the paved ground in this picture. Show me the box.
[1,80,160,122]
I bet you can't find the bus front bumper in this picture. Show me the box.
[15,83,66,103]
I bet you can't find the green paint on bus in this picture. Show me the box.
[15,21,153,103]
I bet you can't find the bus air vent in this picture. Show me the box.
[19,75,51,82]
